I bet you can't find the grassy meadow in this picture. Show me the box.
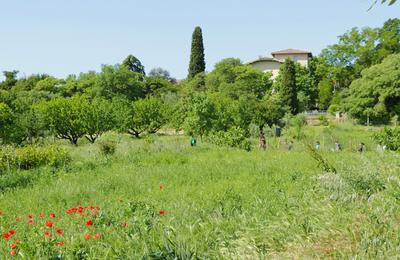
[0,123,399,258]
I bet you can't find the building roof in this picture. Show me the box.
[271,48,312,56]
[247,56,283,65]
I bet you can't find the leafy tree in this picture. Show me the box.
[84,98,114,143]
[276,59,299,114]
[252,94,285,131]
[34,76,62,92]
[119,96,169,138]
[318,78,333,109]
[122,55,145,76]
[13,74,49,92]
[0,71,18,90]
[148,67,176,83]
[40,96,88,145]
[184,92,215,140]
[188,26,205,79]
[343,53,400,124]
[94,65,145,100]
[0,103,13,143]
[376,18,400,62]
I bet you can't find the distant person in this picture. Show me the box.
[335,141,342,151]
[259,131,266,150]
[357,142,366,153]
[315,141,321,150]
[190,136,197,147]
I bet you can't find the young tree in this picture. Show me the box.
[40,96,88,145]
[0,71,18,90]
[188,26,205,79]
[277,59,299,114]
[318,78,333,110]
[184,92,215,140]
[119,97,169,138]
[84,98,114,143]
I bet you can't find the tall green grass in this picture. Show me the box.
[0,126,399,258]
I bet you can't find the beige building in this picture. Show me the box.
[248,48,312,79]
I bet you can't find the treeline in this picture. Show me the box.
[0,19,399,147]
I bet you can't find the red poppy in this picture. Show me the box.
[8,229,15,235]
[56,229,63,235]
[94,233,101,240]
[9,250,15,257]
[57,241,65,246]
[159,210,165,216]
[45,221,54,228]
[39,213,44,218]
[50,213,56,218]
[121,223,128,228]
[15,218,21,221]
[3,233,11,239]
[84,234,91,240]
[10,244,16,249]
[86,220,93,226]
[28,214,33,219]
[28,219,34,225]
[44,232,50,237]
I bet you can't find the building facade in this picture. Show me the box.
[248,48,312,79]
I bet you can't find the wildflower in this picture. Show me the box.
[57,241,65,246]
[10,244,16,249]
[159,210,165,216]
[28,214,33,219]
[50,213,56,218]
[84,234,91,240]
[94,233,101,240]
[8,229,15,235]
[44,232,50,237]
[10,250,15,257]
[45,221,54,228]
[28,219,34,225]
[15,218,21,221]
[39,213,44,218]
[86,220,93,226]
[3,233,11,239]
[56,229,63,235]
[121,223,128,228]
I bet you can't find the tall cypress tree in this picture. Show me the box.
[279,59,299,114]
[188,26,205,79]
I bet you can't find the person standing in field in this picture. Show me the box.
[335,141,342,151]
[259,131,266,150]
[358,142,366,153]
[315,141,321,150]
[190,135,197,146]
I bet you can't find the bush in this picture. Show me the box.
[0,145,70,173]
[373,127,400,151]
[208,127,251,151]
[99,141,117,156]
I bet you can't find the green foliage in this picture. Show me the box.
[318,78,333,109]
[252,94,285,130]
[304,142,336,173]
[0,70,18,90]
[188,26,205,79]
[343,54,400,124]
[122,55,146,76]
[120,96,169,138]
[84,98,114,143]
[0,145,70,173]
[276,59,299,114]
[99,141,117,156]
[373,127,400,151]
[39,96,88,145]
[208,127,251,151]
[183,92,215,139]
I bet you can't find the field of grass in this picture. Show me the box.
[0,123,399,258]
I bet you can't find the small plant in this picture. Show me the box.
[304,142,336,173]
[99,141,116,156]
[208,127,251,151]
[373,127,400,151]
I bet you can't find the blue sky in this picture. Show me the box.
[0,0,399,80]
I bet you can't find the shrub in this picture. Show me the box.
[99,141,117,156]
[0,145,70,173]
[208,127,251,151]
[373,127,400,151]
